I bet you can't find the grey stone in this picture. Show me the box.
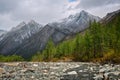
[0,62,119,80]
[67,71,77,75]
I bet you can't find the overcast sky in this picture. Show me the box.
[0,0,120,31]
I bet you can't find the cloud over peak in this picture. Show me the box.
[0,0,120,30]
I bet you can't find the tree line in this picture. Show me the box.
[32,16,120,63]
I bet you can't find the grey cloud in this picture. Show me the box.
[0,0,120,31]
[76,0,120,9]
[0,0,68,30]
[0,0,22,13]
[10,0,67,24]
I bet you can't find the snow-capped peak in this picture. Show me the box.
[80,10,88,14]
[17,21,26,28]
[2,20,43,43]
[28,20,43,27]
[77,10,100,22]
[62,10,93,23]
[28,20,37,25]
[78,10,91,18]
[12,21,26,31]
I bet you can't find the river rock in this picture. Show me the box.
[67,71,77,75]
[0,62,119,80]
[0,68,5,74]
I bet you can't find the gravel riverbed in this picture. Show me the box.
[0,62,120,80]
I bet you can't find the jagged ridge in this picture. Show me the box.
[0,10,100,58]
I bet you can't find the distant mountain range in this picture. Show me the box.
[0,9,119,58]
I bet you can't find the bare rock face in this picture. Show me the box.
[50,10,100,44]
[0,11,100,58]
[15,25,55,58]
[0,30,7,41]
[0,20,43,56]
[101,9,120,24]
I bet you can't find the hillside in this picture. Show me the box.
[0,11,100,59]
[0,9,120,63]
[32,9,120,63]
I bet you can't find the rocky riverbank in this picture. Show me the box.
[0,62,119,80]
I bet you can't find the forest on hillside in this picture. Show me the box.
[0,15,120,63]
[32,16,120,63]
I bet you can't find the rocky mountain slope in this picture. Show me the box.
[0,20,43,56]
[0,30,7,41]
[101,9,120,24]
[50,10,100,44]
[0,10,100,58]
[0,30,6,36]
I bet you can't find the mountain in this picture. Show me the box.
[0,30,7,41]
[101,9,120,24]
[0,20,43,55]
[0,10,101,58]
[2,10,100,58]
[32,9,120,62]
[50,10,100,44]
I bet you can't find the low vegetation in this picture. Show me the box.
[0,55,24,62]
